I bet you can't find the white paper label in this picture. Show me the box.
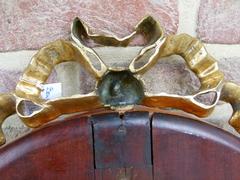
[40,83,62,100]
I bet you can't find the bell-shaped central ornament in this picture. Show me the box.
[97,70,144,107]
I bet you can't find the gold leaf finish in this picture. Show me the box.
[0,16,240,146]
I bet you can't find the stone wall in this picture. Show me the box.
[0,0,240,143]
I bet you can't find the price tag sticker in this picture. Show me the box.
[40,83,62,100]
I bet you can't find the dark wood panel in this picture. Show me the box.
[152,113,240,180]
[95,168,126,180]
[0,116,94,180]
[91,112,152,179]
[1,111,240,180]
[95,166,152,180]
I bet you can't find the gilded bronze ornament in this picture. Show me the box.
[0,16,240,146]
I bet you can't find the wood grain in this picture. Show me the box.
[0,116,94,180]
[0,111,240,180]
[152,113,240,180]
[92,112,152,179]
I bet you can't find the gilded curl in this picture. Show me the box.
[0,16,240,146]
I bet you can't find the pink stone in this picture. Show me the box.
[198,0,240,44]
[0,0,178,51]
[0,70,22,93]
[218,57,240,84]
[0,69,57,93]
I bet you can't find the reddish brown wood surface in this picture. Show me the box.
[152,114,240,180]
[0,116,94,180]
[0,111,240,180]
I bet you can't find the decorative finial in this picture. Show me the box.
[0,16,240,146]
